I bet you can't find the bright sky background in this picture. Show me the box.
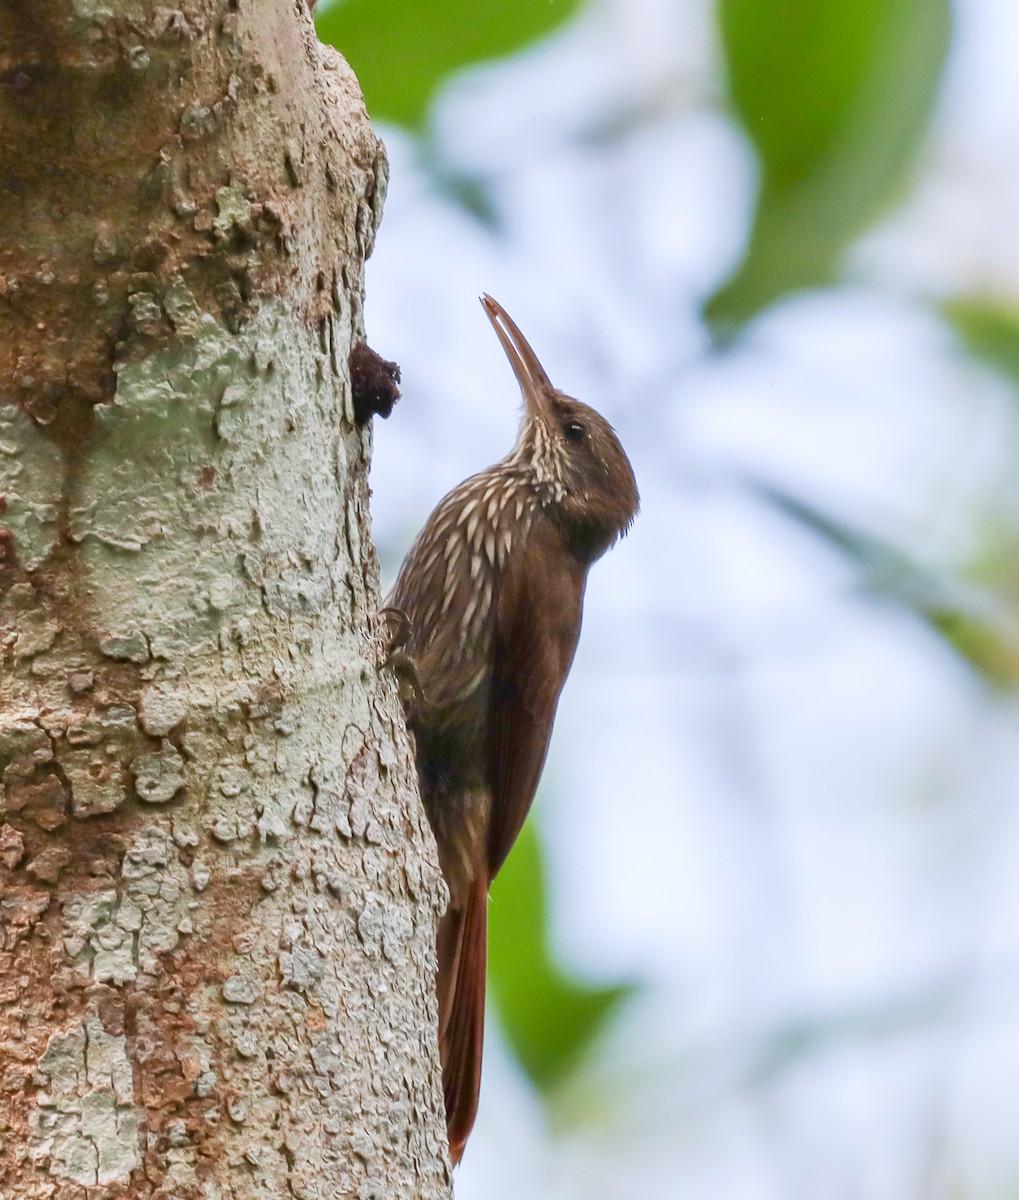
[363,1,1019,1195]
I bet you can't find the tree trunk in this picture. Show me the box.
[0,3,451,1197]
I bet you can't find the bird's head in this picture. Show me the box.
[482,294,639,562]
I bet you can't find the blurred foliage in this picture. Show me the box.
[938,300,1019,684]
[944,298,1019,389]
[927,607,1019,690]
[317,0,1019,1128]
[707,0,951,334]
[316,0,583,130]
[318,0,951,329]
[760,483,1019,689]
[488,820,635,1092]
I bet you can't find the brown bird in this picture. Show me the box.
[388,295,639,1165]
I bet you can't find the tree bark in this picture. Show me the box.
[0,3,451,1197]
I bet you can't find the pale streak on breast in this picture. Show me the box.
[462,592,480,635]
[456,497,480,526]
[394,470,539,692]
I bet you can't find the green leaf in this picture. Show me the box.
[488,820,635,1092]
[943,298,1019,388]
[316,0,585,130]
[706,0,951,335]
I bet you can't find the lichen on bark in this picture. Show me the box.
[0,3,450,1197]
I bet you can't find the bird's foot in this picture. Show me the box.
[380,606,412,655]
[379,607,427,708]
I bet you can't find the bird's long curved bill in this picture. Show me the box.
[480,294,553,417]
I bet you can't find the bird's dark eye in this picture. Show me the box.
[563,421,586,443]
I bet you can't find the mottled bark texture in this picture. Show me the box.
[0,3,451,1197]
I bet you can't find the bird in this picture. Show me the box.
[386,294,639,1165]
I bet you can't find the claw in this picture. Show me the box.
[379,606,428,709]
[380,606,412,656]
[389,650,428,709]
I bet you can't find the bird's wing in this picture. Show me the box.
[485,522,585,880]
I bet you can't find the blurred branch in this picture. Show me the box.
[556,969,968,1133]
[755,482,1019,689]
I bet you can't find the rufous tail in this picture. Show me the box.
[436,876,488,1166]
